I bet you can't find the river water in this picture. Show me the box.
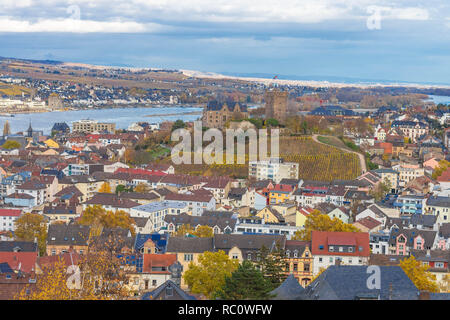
[0,106,203,135]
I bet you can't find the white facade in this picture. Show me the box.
[248,158,299,183]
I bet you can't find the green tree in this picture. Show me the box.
[2,140,21,149]
[14,213,47,256]
[215,260,273,300]
[370,178,392,202]
[400,256,439,292]
[255,244,287,290]
[266,118,279,127]
[171,119,186,132]
[183,250,239,299]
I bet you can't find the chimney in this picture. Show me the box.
[418,291,430,300]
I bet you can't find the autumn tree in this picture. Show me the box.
[78,205,136,236]
[134,183,150,193]
[254,244,287,290]
[215,260,273,300]
[193,225,214,238]
[400,256,439,292]
[16,251,130,300]
[174,224,214,238]
[2,140,21,149]
[432,160,450,180]
[14,212,47,256]
[174,224,195,237]
[98,182,112,193]
[15,257,98,300]
[183,250,239,299]
[101,210,136,236]
[292,209,360,241]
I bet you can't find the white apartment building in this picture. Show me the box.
[248,158,298,183]
[0,209,22,232]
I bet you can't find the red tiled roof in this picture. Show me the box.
[0,252,38,273]
[0,209,22,217]
[142,254,177,273]
[115,168,167,176]
[38,252,82,269]
[355,216,382,230]
[311,231,370,257]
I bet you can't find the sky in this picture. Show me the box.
[0,0,450,85]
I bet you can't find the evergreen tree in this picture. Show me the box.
[255,244,288,290]
[215,260,273,300]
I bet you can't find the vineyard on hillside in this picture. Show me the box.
[160,136,361,180]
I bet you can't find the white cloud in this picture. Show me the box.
[0,0,439,32]
[0,17,165,33]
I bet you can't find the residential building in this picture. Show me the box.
[311,231,370,275]
[249,158,299,184]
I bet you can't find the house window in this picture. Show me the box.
[435,262,444,268]
[339,247,343,252]
[232,254,239,259]
[329,246,334,252]
[184,254,193,262]
[293,263,298,271]
[304,263,310,272]
[152,280,157,287]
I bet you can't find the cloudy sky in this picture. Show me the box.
[1,0,450,84]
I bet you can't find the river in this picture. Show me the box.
[0,106,203,135]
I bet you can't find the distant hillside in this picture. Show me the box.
[0,82,32,96]
[0,56,62,65]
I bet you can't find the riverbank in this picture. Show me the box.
[0,106,203,135]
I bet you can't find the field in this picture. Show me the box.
[0,82,32,96]
[160,136,361,181]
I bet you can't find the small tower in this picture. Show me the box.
[27,121,33,138]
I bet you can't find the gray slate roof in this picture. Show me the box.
[269,274,305,300]
[303,265,419,300]
[166,236,214,253]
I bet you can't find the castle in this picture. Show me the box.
[265,89,288,124]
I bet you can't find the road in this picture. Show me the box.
[312,134,367,174]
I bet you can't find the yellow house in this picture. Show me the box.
[165,237,214,289]
[296,207,314,228]
[269,185,294,205]
[284,240,314,287]
[256,206,285,223]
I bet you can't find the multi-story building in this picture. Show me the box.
[249,158,298,183]
[393,164,424,187]
[72,119,116,134]
[201,100,248,129]
[394,195,426,215]
[424,196,450,225]
[284,240,313,287]
[311,231,370,275]
[391,120,429,143]
[373,168,399,193]
[0,209,22,232]
[264,89,288,123]
[130,201,189,233]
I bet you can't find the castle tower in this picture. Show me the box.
[264,89,288,123]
